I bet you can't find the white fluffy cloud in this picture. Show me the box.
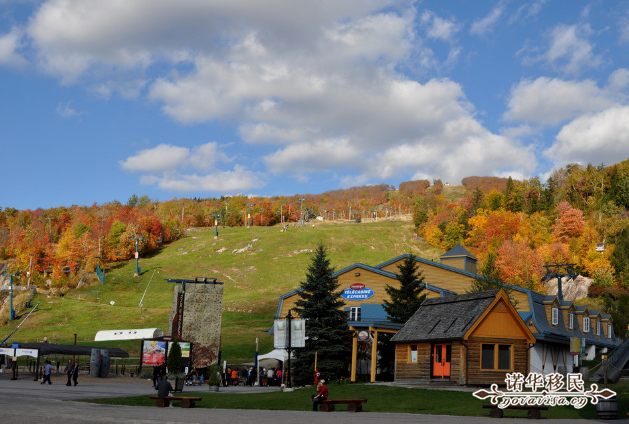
[16,1,545,190]
[470,2,505,36]
[0,27,27,67]
[524,23,603,75]
[420,11,460,42]
[121,143,260,192]
[545,106,629,167]
[120,144,190,173]
[504,76,620,125]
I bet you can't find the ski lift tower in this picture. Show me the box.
[543,263,577,302]
[131,234,146,277]
[1,267,20,321]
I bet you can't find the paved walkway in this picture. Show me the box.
[0,371,626,423]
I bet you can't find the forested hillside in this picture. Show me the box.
[1,160,629,328]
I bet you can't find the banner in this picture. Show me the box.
[570,337,581,355]
[16,349,38,358]
[176,342,190,358]
[142,340,166,365]
[274,318,306,348]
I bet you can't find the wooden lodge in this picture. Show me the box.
[390,289,535,385]
[271,244,619,385]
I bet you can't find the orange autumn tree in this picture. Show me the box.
[552,201,586,242]
[495,239,545,291]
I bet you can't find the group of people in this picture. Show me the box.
[260,367,283,386]
[224,366,255,386]
[221,366,285,386]
[40,359,79,386]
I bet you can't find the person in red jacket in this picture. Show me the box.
[311,379,328,411]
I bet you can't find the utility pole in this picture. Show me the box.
[27,254,34,288]
[298,198,305,226]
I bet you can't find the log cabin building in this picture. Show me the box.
[271,244,619,385]
[390,289,535,385]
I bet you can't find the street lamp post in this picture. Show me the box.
[246,204,255,227]
[211,212,220,238]
[131,234,145,277]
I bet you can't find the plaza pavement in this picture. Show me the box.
[0,371,627,423]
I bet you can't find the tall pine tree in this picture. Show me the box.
[291,243,351,385]
[383,254,426,324]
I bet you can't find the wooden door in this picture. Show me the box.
[432,343,451,379]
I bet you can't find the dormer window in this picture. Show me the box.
[568,313,574,330]
[583,317,590,333]
[551,308,558,325]
[607,324,612,339]
[596,321,601,336]
[349,306,361,321]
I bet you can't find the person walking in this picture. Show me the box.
[72,361,80,386]
[64,360,74,386]
[152,364,160,388]
[41,360,52,385]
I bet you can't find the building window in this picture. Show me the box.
[481,344,512,371]
[409,345,418,363]
[583,317,590,333]
[596,321,601,336]
[551,307,558,325]
[607,324,612,339]
[349,307,361,321]
[569,313,574,330]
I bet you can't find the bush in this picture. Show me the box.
[208,364,222,385]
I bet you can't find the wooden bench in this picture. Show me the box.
[149,396,202,408]
[320,399,367,412]
[483,404,548,419]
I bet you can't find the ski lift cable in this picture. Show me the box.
[1,301,40,345]
[139,269,158,307]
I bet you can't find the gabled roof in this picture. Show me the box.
[375,253,479,278]
[440,243,478,260]
[391,290,499,343]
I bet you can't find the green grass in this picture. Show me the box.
[84,380,629,418]
[4,219,438,362]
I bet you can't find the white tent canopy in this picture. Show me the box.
[257,348,293,362]
[95,328,163,341]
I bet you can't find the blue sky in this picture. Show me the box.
[2,0,629,210]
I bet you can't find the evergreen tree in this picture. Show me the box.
[383,254,426,324]
[603,293,629,338]
[291,243,351,386]
[167,341,183,376]
[610,229,629,286]
[471,187,484,216]
[467,252,519,307]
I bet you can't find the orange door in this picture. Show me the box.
[432,343,451,379]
